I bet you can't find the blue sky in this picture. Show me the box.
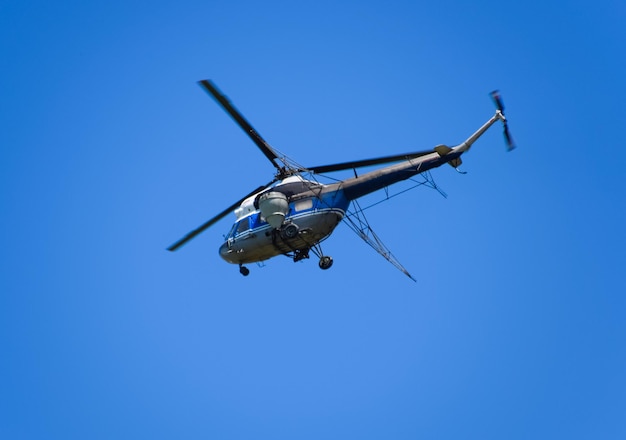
[1,1,625,438]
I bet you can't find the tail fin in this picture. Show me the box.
[435,144,463,169]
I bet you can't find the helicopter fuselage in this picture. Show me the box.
[219,147,465,266]
[219,178,349,265]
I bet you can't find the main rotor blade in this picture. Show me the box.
[167,181,274,252]
[305,149,435,174]
[198,80,283,171]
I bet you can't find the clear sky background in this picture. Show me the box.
[1,1,625,438]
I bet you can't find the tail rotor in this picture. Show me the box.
[490,90,516,151]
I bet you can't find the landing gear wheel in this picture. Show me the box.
[319,256,333,270]
[239,265,250,276]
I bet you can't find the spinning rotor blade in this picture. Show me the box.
[305,150,435,174]
[490,90,516,151]
[503,124,515,151]
[198,80,283,171]
[167,181,275,252]
[490,90,505,112]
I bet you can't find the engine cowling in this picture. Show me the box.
[257,191,289,229]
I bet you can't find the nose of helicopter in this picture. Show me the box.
[219,241,235,263]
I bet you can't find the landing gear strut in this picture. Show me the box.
[289,241,333,271]
[309,242,333,271]
[239,264,250,276]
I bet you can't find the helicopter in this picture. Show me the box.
[168,80,514,280]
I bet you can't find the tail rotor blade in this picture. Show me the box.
[490,90,516,151]
[503,124,515,151]
[490,90,505,112]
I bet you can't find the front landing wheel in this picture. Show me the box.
[319,256,333,270]
[239,265,250,276]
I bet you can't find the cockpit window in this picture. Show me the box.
[226,223,238,239]
[236,218,249,235]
